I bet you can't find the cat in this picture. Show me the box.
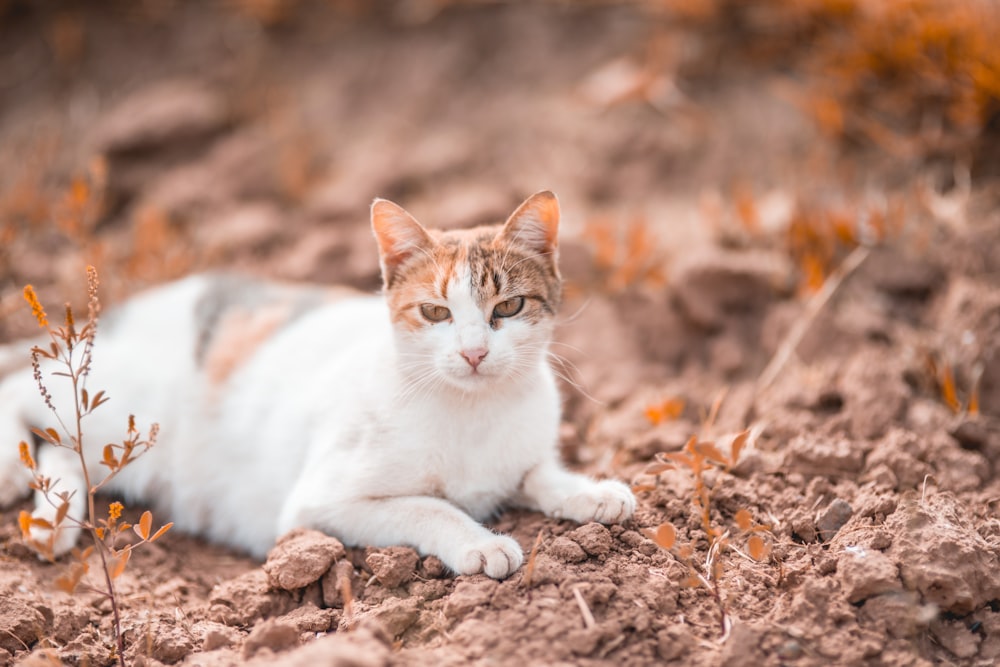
[0,191,636,579]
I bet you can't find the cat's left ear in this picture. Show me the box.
[498,191,560,258]
[371,198,435,287]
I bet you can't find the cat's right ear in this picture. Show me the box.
[371,198,435,288]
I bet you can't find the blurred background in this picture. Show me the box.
[0,0,998,415]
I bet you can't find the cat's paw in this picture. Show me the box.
[455,534,524,579]
[558,479,636,525]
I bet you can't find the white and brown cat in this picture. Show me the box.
[0,191,635,579]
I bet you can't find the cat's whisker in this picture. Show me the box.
[548,340,587,355]
[542,350,605,407]
[553,298,593,327]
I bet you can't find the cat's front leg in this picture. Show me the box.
[517,459,636,525]
[280,494,524,579]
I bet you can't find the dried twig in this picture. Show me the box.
[572,586,596,630]
[752,245,871,406]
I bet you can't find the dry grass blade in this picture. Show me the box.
[754,245,871,404]
[522,529,545,589]
[940,363,961,413]
[572,586,596,630]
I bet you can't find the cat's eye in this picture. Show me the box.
[493,296,525,319]
[420,303,451,322]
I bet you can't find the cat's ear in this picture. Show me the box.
[371,198,435,287]
[498,191,559,258]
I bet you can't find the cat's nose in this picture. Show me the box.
[460,347,488,369]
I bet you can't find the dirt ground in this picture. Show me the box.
[2,1,1000,665]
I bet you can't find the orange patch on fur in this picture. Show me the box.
[202,286,360,385]
[203,304,292,386]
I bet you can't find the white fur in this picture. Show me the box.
[0,269,635,578]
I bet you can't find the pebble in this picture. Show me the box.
[264,528,346,591]
[816,499,854,541]
[568,523,614,557]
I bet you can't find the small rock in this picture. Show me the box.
[365,547,420,588]
[719,622,765,666]
[931,617,981,659]
[149,624,194,664]
[568,523,614,557]
[838,547,901,603]
[280,603,336,633]
[209,569,295,626]
[367,597,421,638]
[784,435,865,475]
[860,591,934,638]
[887,492,1000,614]
[93,80,229,153]
[242,618,300,658]
[523,553,566,586]
[817,499,854,541]
[321,560,364,609]
[443,579,498,620]
[263,627,390,667]
[0,597,46,654]
[200,624,239,651]
[618,530,645,548]
[421,555,446,578]
[264,528,346,591]
[548,536,587,563]
[671,247,792,329]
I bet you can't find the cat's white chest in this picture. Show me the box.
[387,376,560,520]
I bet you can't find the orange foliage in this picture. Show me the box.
[581,215,668,292]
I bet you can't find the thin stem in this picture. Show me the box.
[69,341,126,667]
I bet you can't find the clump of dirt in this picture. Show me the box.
[2,2,1000,666]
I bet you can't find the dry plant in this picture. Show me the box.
[925,352,982,416]
[580,214,668,293]
[17,267,171,667]
[639,405,772,638]
[652,0,1000,161]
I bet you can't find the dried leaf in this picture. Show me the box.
[30,517,54,530]
[645,398,685,425]
[55,501,70,527]
[137,511,152,540]
[91,390,107,409]
[693,441,729,465]
[108,548,131,579]
[149,522,173,542]
[664,452,694,468]
[653,523,676,550]
[644,463,675,475]
[734,508,753,532]
[729,429,750,467]
[940,364,961,413]
[747,534,771,561]
[55,568,82,594]
[31,427,59,445]
[18,511,32,538]
[631,484,658,494]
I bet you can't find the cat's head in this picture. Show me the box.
[371,191,561,393]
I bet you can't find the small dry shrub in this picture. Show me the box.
[17,268,171,667]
